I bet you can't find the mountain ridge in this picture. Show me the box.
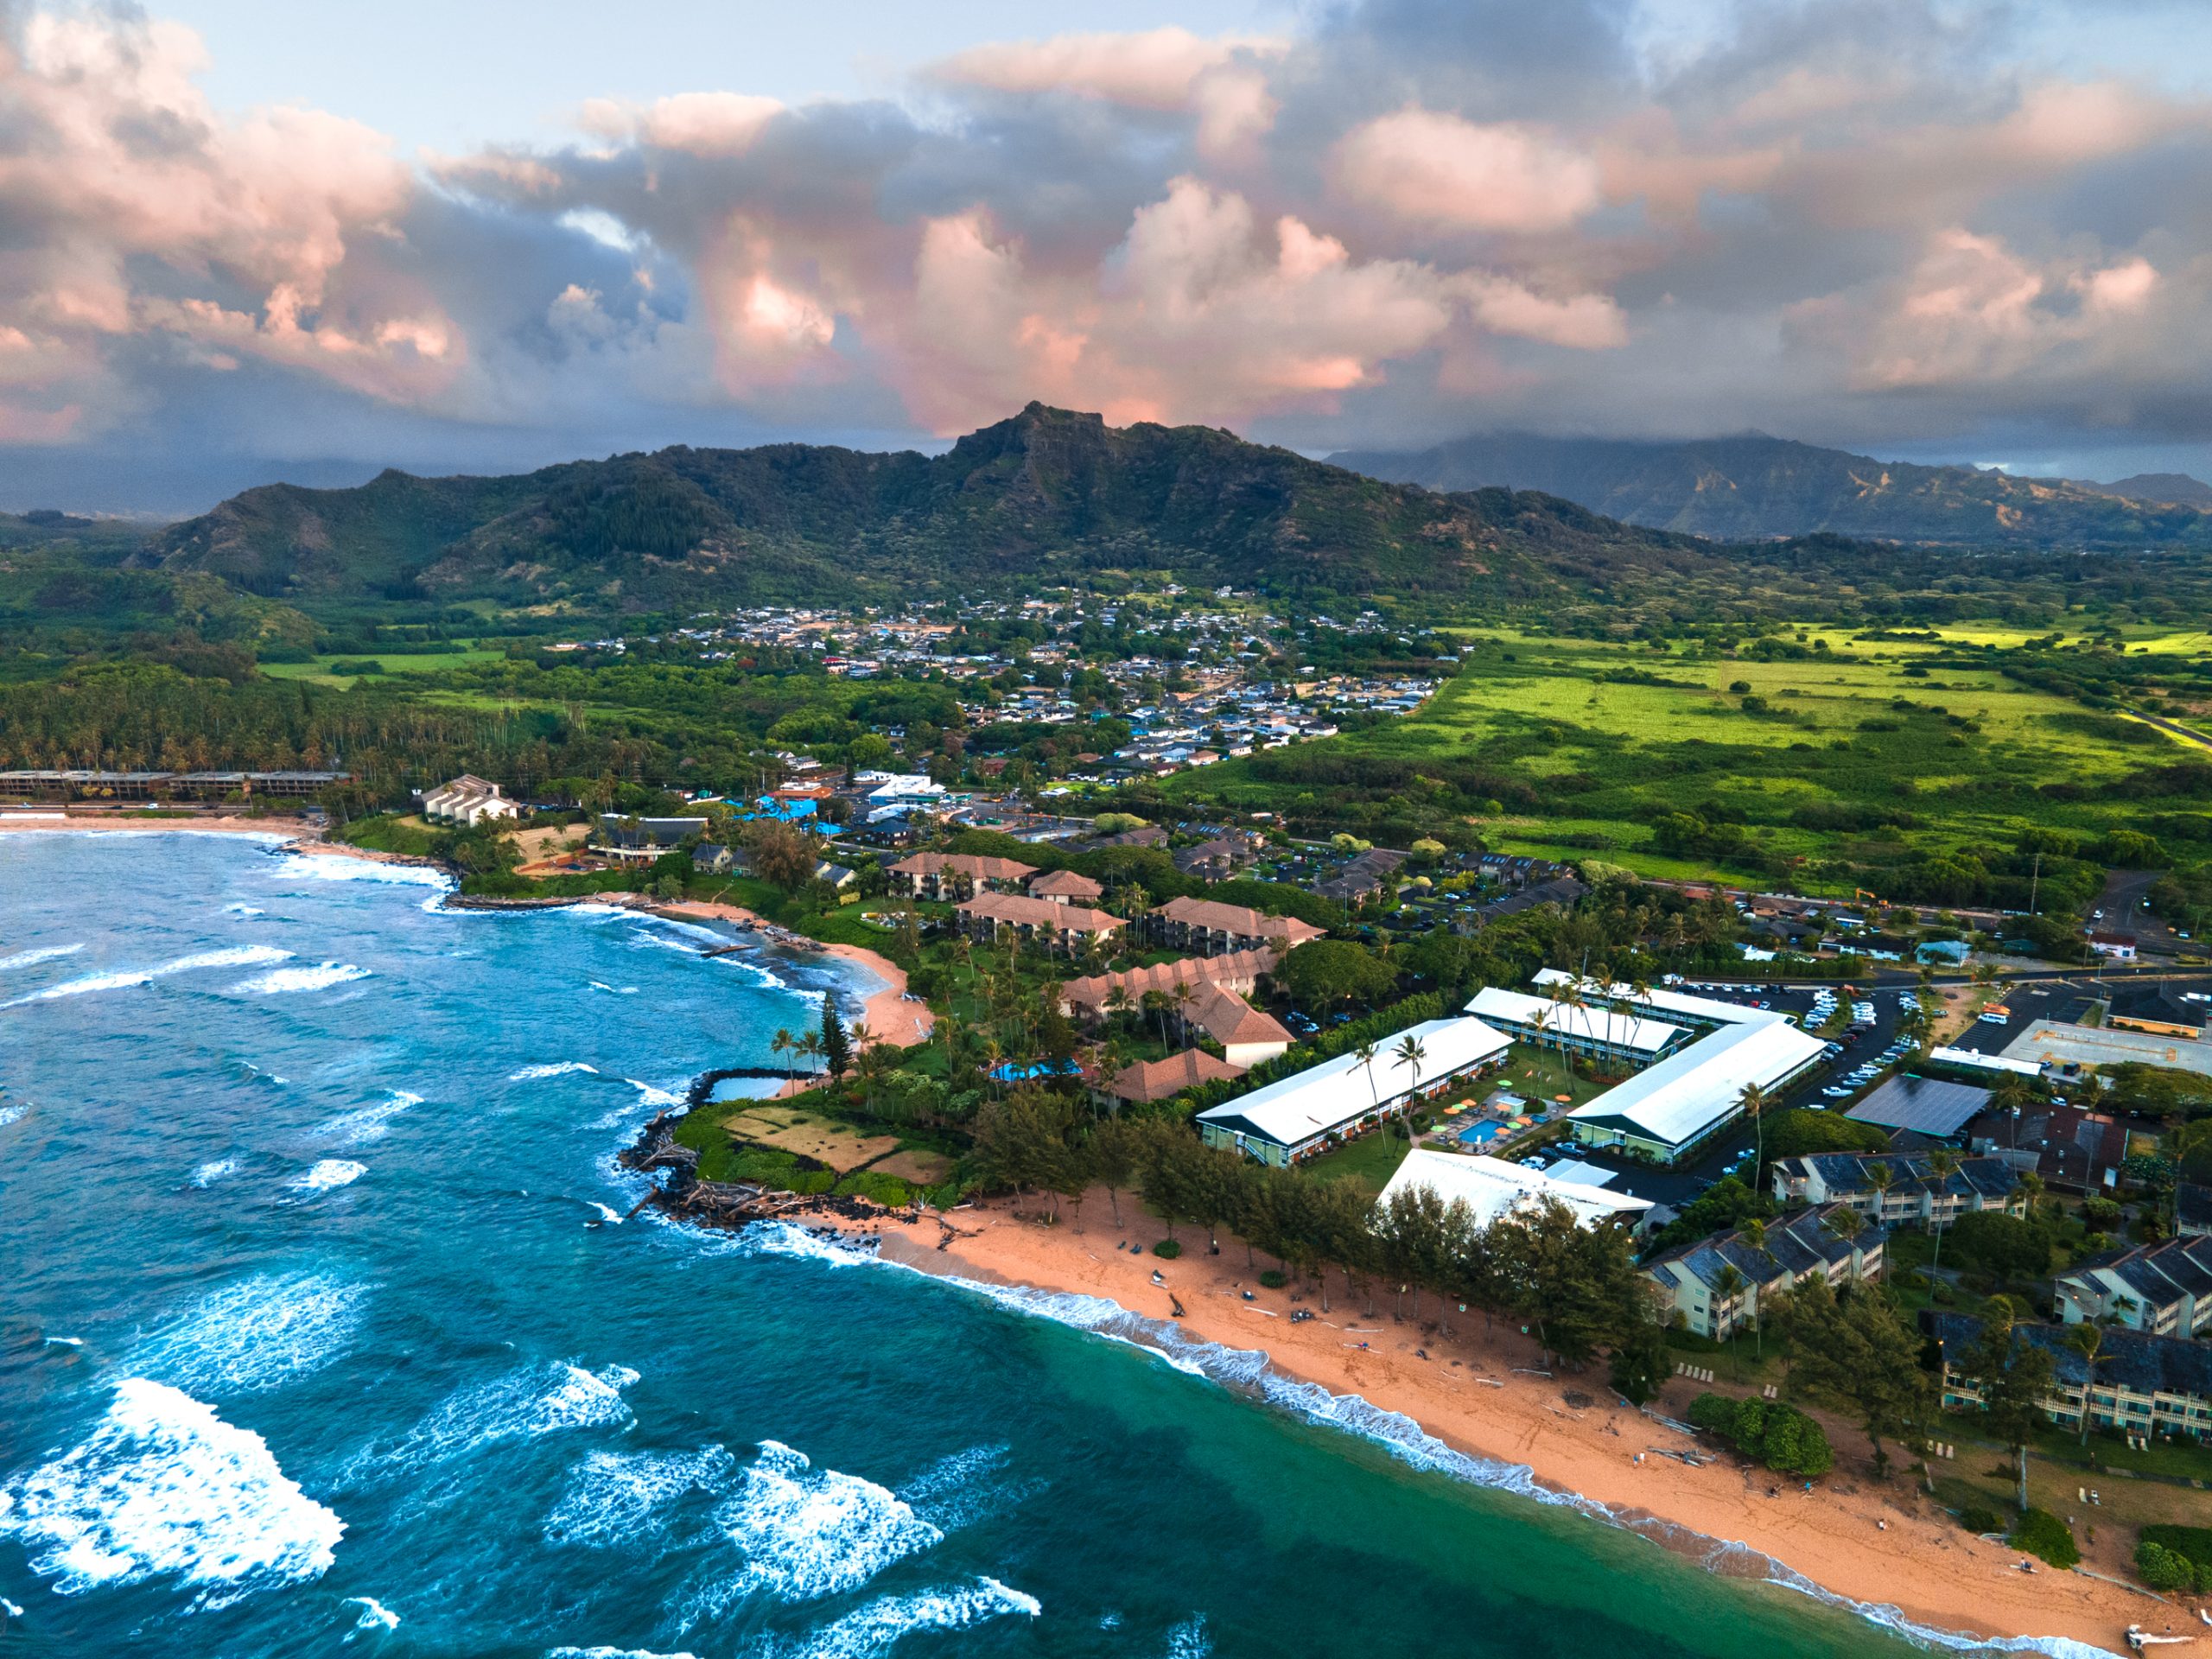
[1328,431,2212,547]
[137,404,1711,609]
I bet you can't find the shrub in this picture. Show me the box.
[1153,1238,1182,1259]
[1957,1504,2004,1536]
[1686,1392,1833,1478]
[1687,1392,1739,1433]
[1258,1269,1287,1289]
[834,1170,916,1207]
[2010,1508,2081,1570]
[2136,1540,2196,1592]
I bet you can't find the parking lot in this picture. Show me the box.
[1529,979,1913,1213]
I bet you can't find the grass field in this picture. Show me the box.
[262,646,505,687]
[1173,626,2198,893]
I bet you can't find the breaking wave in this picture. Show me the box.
[0,1379,344,1610]
[190,1157,240,1187]
[357,1363,639,1481]
[510,1061,601,1082]
[233,961,372,995]
[711,1441,940,1605]
[345,1594,401,1632]
[543,1446,738,1549]
[132,1270,372,1396]
[0,943,83,972]
[319,1090,423,1147]
[4,944,293,1007]
[291,1160,366,1192]
[0,1102,25,1129]
[776,1577,1040,1659]
[267,854,452,890]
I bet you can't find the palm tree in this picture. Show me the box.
[2067,1322,2107,1446]
[1738,1081,1770,1179]
[796,1032,825,1078]
[1104,983,1132,1033]
[1713,1262,1748,1366]
[1352,1041,1381,1109]
[1866,1160,1896,1225]
[1171,978,1198,1046]
[1737,1218,1770,1358]
[1392,1034,1428,1133]
[771,1027,796,1082]
[2016,1169,2045,1221]
[1926,1147,1960,1272]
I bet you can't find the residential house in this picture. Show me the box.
[1313,847,1405,905]
[2056,1234,2212,1337]
[595,814,709,861]
[2180,1184,2212,1239]
[1105,1049,1246,1109]
[1644,1204,1884,1339]
[1148,894,1326,957]
[422,774,520,826]
[1027,868,1104,907]
[887,851,1037,899]
[1179,982,1294,1067]
[1966,1100,2144,1193]
[1171,833,1263,880]
[954,892,1123,956]
[2088,931,2139,961]
[1061,948,1280,1021]
[1925,1312,2212,1444]
[1770,1150,2024,1226]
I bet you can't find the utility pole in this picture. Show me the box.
[2029,851,2041,918]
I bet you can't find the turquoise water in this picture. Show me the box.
[0,834,2063,1657]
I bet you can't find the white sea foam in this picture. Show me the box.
[722,1224,2123,1659]
[510,1061,601,1082]
[361,1363,639,1479]
[543,1446,737,1548]
[132,1270,371,1396]
[0,1103,25,1129]
[319,1090,423,1147]
[626,1079,686,1109]
[547,1648,699,1659]
[780,1578,1040,1659]
[588,1203,624,1225]
[0,1595,21,1616]
[292,1160,366,1192]
[0,943,83,971]
[4,944,293,1007]
[233,961,371,995]
[268,853,452,890]
[345,1594,400,1632]
[0,1379,344,1609]
[224,903,265,916]
[587,981,640,996]
[894,1444,1030,1533]
[709,1441,940,1605]
[191,1158,240,1187]
[1164,1615,1211,1657]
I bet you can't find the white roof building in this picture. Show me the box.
[1465,987,1685,1058]
[1197,1016,1510,1166]
[1376,1148,1653,1230]
[1565,1014,1826,1161]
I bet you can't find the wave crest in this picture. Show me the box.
[0,1379,344,1609]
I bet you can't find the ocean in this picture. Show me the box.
[0,832,2069,1657]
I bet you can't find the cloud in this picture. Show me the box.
[1333,109,1605,232]
[10,0,2212,490]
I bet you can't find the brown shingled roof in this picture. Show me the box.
[1108,1048,1246,1103]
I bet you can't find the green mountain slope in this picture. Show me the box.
[1329,431,2212,547]
[138,404,1701,608]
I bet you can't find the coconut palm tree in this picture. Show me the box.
[1926,1147,1960,1272]
[796,1031,825,1077]
[1392,1034,1428,1132]
[1352,1041,1381,1109]
[771,1027,796,1082]
[2067,1322,2108,1446]
[1738,1081,1771,1179]
[1713,1262,1749,1365]
[1866,1160,1896,1225]
[1171,978,1198,1046]
[1738,1217,1770,1358]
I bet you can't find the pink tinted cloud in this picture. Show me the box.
[1334,109,1604,234]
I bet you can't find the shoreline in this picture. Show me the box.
[768,1192,2156,1659]
[638,897,933,1058]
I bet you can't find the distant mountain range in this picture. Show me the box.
[1327,432,2212,547]
[137,403,1707,608]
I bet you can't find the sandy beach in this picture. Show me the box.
[640,897,934,1054]
[817,1190,2171,1657]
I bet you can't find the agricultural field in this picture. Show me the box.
[1170,626,2207,901]
[260,645,507,686]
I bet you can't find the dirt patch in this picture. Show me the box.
[724,1111,899,1173]
[870,1149,954,1185]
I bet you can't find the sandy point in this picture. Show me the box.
[814,1189,2158,1659]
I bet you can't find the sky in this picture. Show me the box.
[3,0,2212,514]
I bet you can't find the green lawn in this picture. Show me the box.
[1303,1128,1412,1194]
[263,646,505,687]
